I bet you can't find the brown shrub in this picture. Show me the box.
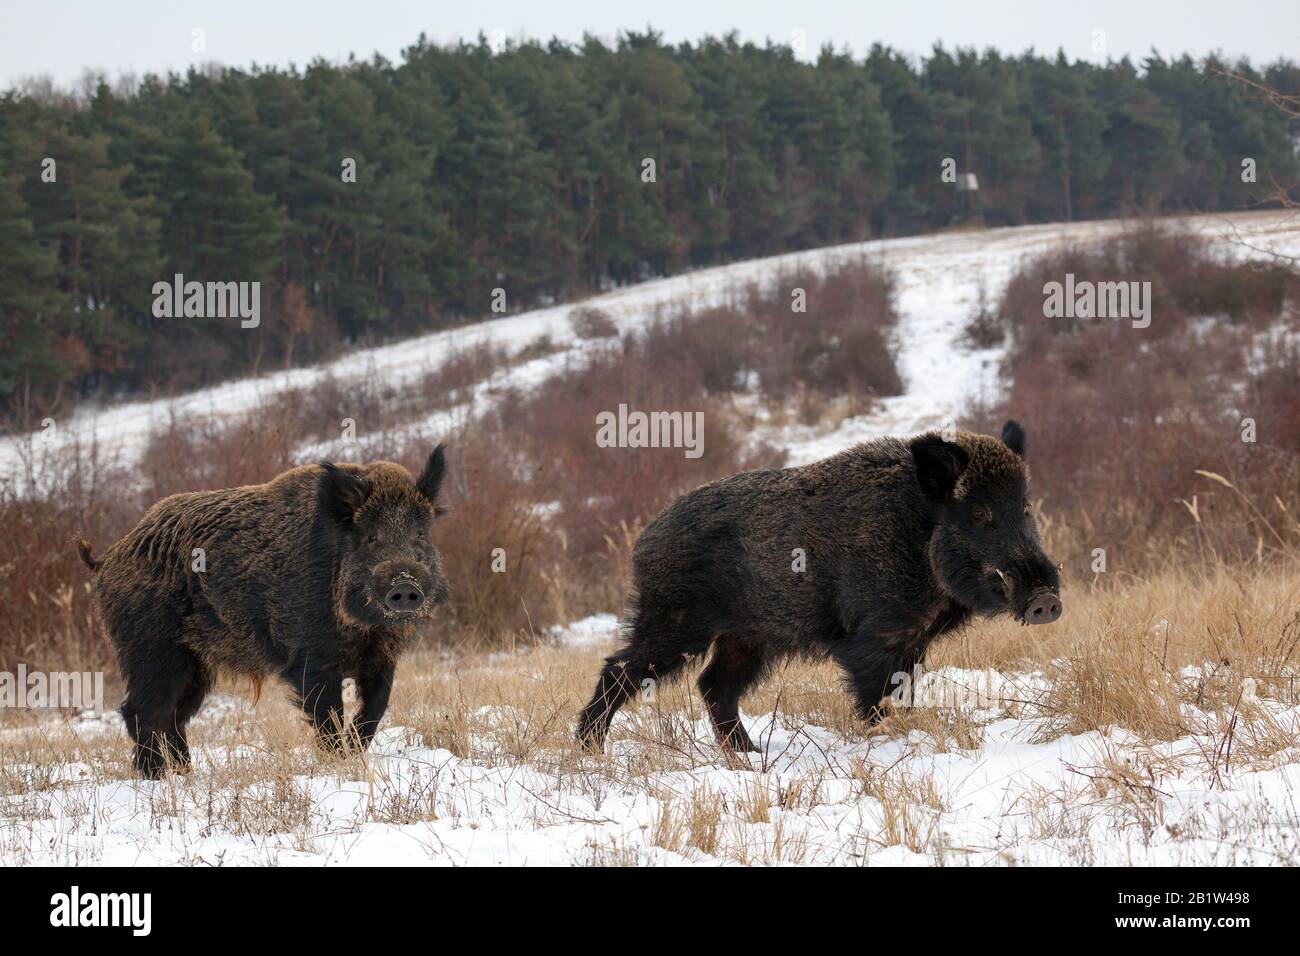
[404,429,559,649]
[490,342,782,611]
[976,225,1300,571]
[569,306,619,339]
[410,343,508,408]
[747,259,902,402]
[697,258,903,404]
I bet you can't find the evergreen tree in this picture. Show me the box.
[1,38,1296,411]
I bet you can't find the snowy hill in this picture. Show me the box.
[6,209,1300,491]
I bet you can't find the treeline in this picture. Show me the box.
[1,32,1297,414]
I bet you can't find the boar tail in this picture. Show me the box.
[76,537,101,573]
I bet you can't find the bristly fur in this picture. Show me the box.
[577,421,1061,753]
[81,444,450,778]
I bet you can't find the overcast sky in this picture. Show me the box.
[4,0,1297,90]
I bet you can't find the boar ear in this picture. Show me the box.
[318,461,372,522]
[910,434,970,503]
[1001,419,1027,459]
[416,443,447,512]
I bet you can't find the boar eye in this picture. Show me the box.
[972,505,993,526]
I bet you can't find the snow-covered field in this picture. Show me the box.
[4,611,1299,866]
[3,211,1300,866]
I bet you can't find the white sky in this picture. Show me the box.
[3,0,1297,90]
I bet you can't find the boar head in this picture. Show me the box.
[318,444,451,629]
[910,421,1062,625]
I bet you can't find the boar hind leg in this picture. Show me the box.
[576,641,698,752]
[697,636,766,753]
[120,642,209,779]
[577,603,719,751]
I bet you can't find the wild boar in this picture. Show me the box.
[78,445,449,777]
[577,421,1060,752]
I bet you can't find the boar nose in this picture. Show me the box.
[385,581,425,614]
[1024,589,1062,625]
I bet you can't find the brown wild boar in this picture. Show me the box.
[78,445,449,778]
[577,421,1061,752]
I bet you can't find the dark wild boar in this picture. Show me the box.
[577,421,1060,752]
[78,445,449,778]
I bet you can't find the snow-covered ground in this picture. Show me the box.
[4,211,1300,866]
[7,209,1300,488]
[4,614,1298,865]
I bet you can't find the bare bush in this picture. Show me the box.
[568,306,619,339]
[975,225,1300,570]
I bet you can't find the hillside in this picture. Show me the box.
[6,209,1300,493]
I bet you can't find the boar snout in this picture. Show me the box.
[384,578,425,614]
[1024,588,1062,625]
[992,560,1062,624]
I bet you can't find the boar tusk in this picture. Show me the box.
[994,568,1011,596]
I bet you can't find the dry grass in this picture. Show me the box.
[2,555,1297,865]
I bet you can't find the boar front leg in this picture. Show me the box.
[353,656,395,750]
[832,635,920,725]
[289,656,350,753]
